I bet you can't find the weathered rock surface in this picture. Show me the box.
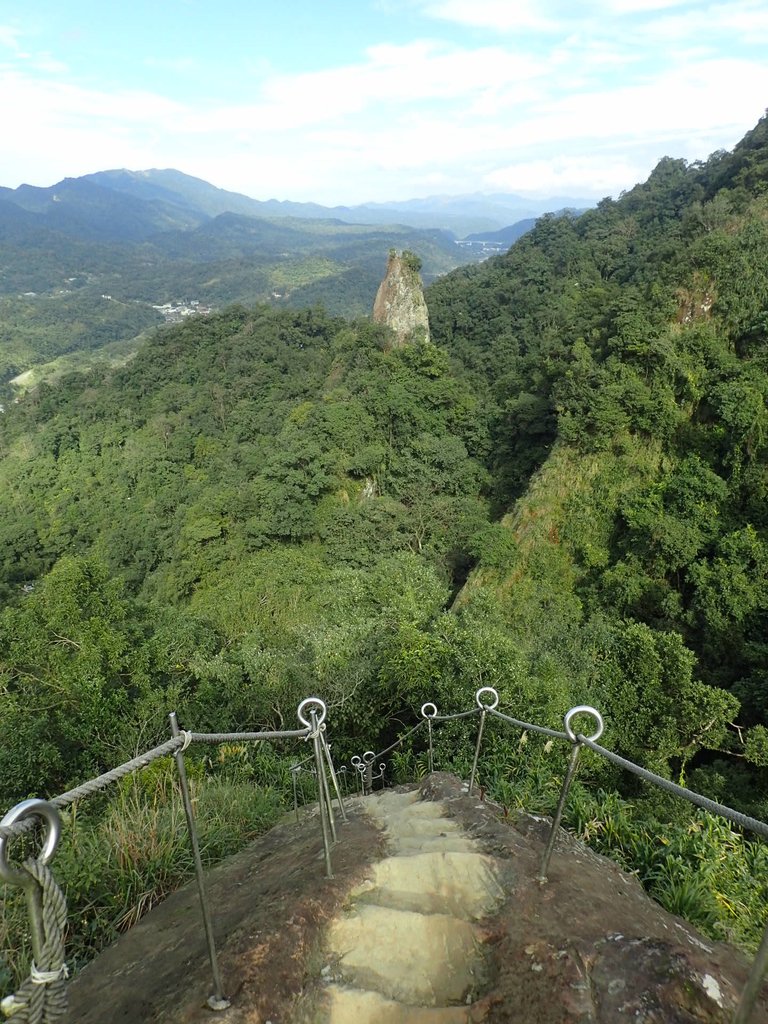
[63,774,768,1023]
[372,250,431,347]
[418,774,766,1023]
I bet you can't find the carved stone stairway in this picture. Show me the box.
[312,789,505,1023]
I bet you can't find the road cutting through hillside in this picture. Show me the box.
[303,788,505,1023]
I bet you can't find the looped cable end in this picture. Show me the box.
[475,686,500,711]
[296,697,327,731]
[179,730,193,753]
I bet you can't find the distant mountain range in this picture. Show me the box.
[3,168,594,238]
[463,218,540,245]
[352,193,592,235]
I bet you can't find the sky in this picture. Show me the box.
[1,0,767,205]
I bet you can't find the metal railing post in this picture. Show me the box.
[363,751,375,796]
[538,706,603,883]
[291,765,301,824]
[317,725,338,845]
[469,688,499,795]
[321,732,348,823]
[297,699,333,878]
[169,713,230,1011]
[421,703,437,774]
[351,755,365,795]
[733,918,768,1024]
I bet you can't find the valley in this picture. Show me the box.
[0,170,578,388]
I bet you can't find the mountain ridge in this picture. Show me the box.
[4,167,595,236]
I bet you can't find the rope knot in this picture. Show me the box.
[29,964,69,986]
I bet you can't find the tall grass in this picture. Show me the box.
[562,783,768,951]
[0,755,286,998]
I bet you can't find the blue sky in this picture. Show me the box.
[2,0,767,204]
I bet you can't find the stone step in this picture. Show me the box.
[327,903,481,1005]
[324,986,472,1024]
[391,835,477,855]
[366,793,477,854]
[352,850,504,920]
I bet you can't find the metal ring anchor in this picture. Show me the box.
[362,751,376,765]
[475,687,499,711]
[297,697,327,729]
[564,705,604,743]
[421,702,438,719]
[0,799,61,888]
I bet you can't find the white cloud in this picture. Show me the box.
[0,25,22,51]
[600,0,693,11]
[0,8,765,206]
[143,56,199,74]
[419,0,559,32]
[0,25,67,74]
[0,70,188,186]
[483,154,643,196]
[524,58,768,145]
[418,0,768,43]
[176,40,547,137]
[30,53,69,74]
[621,0,768,41]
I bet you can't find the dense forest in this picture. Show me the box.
[1,115,768,981]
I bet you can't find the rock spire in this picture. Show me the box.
[372,250,431,347]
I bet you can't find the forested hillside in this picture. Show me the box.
[1,115,768,965]
[429,113,768,787]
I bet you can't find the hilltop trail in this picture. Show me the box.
[302,788,505,1022]
[65,775,766,1023]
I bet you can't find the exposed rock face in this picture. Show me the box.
[372,250,431,347]
[415,773,765,1024]
[64,774,768,1023]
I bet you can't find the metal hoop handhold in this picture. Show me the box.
[564,705,604,743]
[421,702,438,719]
[363,751,376,764]
[351,755,362,769]
[0,799,61,888]
[297,697,327,729]
[475,687,499,711]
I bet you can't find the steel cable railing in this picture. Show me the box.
[0,695,339,1022]
[348,720,429,794]
[426,689,768,1024]
[3,686,768,1024]
[342,686,768,1024]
